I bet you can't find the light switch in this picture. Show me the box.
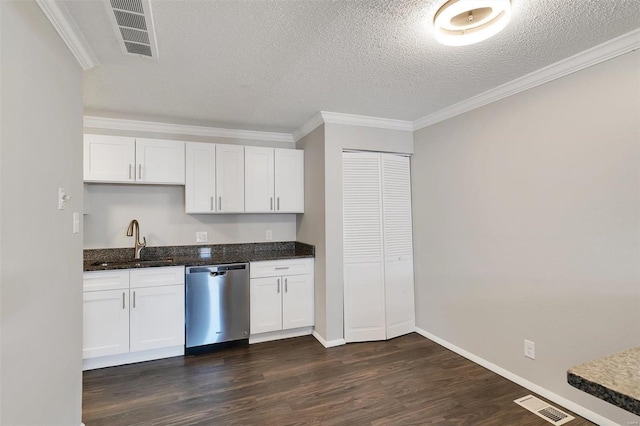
[58,187,71,210]
[73,212,80,234]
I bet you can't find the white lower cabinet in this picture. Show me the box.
[282,273,314,330]
[129,285,185,352]
[82,266,185,370]
[249,259,314,342]
[83,289,130,359]
[250,277,283,334]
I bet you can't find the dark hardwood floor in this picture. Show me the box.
[83,333,594,425]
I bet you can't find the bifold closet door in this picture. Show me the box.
[343,152,386,342]
[381,154,415,339]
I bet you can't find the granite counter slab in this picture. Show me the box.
[567,346,640,416]
[84,241,314,272]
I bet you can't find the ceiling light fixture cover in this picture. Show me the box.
[434,0,511,46]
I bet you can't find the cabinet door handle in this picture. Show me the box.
[285,278,288,293]
[210,196,214,211]
[138,164,142,180]
[270,197,273,211]
[122,292,126,309]
[218,196,222,211]
[129,164,133,180]
[277,197,280,211]
[133,291,136,308]
[275,266,289,270]
[277,278,280,293]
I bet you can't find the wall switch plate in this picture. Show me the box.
[196,231,208,243]
[58,187,71,210]
[72,212,80,234]
[524,340,535,360]
[265,230,273,240]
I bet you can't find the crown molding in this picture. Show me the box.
[84,116,296,143]
[292,112,325,141]
[414,28,640,131]
[36,0,98,70]
[321,111,414,131]
[293,111,413,141]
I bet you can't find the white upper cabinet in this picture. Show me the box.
[83,134,185,184]
[275,148,304,213]
[135,138,185,184]
[184,142,245,214]
[245,147,304,213]
[245,146,275,212]
[216,144,245,213]
[84,134,135,183]
[185,142,216,213]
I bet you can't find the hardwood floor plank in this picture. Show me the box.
[83,333,595,425]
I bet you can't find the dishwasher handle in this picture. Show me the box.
[209,271,227,277]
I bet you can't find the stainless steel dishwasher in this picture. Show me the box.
[185,263,249,353]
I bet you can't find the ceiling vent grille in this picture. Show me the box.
[105,0,158,58]
[514,395,575,425]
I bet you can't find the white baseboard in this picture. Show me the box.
[413,327,617,426]
[82,345,184,371]
[312,330,346,348]
[249,327,313,344]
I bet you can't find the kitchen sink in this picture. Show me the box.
[91,258,174,268]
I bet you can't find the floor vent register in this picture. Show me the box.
[514,395,575,425]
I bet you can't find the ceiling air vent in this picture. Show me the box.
[514,395,575,425]
[105,0,158,58]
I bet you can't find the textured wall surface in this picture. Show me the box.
[412,50,640,425]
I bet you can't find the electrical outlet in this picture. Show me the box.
[265,230,273,240]
[196,231,208,243]
[524,339,535,360]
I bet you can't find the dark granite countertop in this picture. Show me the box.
[84,241,314,272]
[567,347,640,416]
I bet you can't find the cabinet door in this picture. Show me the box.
[274,149,304,213]
[282,274,314,330]
[250,277,282,334]
[130,285,185,352]
[215,144,245,213]
[135,138,185,184]
[343,152,386,342]
[382,154,415,339]
[83,290,129,359]
[245,146,275,212]
[185,142,216,213]
[83,134,135,183]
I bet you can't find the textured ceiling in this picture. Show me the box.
[68,0,640,133]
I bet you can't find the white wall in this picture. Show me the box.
[412,50,640,425]
[296,125,327,338]
[1,1,83,424]
[84,184,296,248]
[83,129,298,248]
[323,124,413,341]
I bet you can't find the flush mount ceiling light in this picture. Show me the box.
[433,0,511,46]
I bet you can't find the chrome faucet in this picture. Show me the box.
[126,219,147,259]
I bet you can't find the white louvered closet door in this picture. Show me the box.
[343,152,386,342]
[381,154,415,339]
